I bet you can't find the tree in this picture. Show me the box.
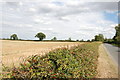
[87,40,90,42]
[113,24,120,43]
[35,32,46,41]
[68,37,71,41]
[76,39,79,42]
[94,34,104,41]
[95,35,99,41]
[91,39,95,42]
[80,39,84,42]
[10,34,18,40]
[99,34,104,41]
[51,37,57,41]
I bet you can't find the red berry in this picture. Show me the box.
[29,68,32,69]
[51,77,56,78]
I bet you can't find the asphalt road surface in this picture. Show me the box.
[103,43,119,66]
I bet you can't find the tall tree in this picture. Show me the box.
[68,37,71,41]
[113,24,120,43]
[35,32,46,41]
[10,34,18,40]
[99,34,104,41]
[94,34,104,41]
[95,35,99,41]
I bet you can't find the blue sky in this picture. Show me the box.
[104,12,118,23]
[0,1,119,40]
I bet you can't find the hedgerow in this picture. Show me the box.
[3,42,100,79]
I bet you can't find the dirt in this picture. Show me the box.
[0,40,82,67]
[96,44,118,78]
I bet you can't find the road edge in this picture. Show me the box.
[96,44,118,78]
[103,44,118,67]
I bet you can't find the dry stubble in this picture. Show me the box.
[1,40,82,67]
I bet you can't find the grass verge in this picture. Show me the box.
[111,43,120,47]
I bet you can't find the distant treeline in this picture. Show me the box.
[0,38,80,42]
[1,38,76,42]
[0,33,105,42]
[1,24,120,44]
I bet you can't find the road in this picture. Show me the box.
[103,43,119,66]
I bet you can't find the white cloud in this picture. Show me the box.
[33,15,52,24]
[29,7,37,12]
[34,18,44,23]
[40,28,53,31]
[59,16,70,21]
[19,2,23,6]
[1,1,118,40]
[2,21,34,28]
[1,0,119,3]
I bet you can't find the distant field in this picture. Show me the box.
[1,40,82,67]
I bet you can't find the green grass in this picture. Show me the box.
[2,42,101,79]
[111,43,120,47]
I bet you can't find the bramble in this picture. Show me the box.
[3,42,101,79]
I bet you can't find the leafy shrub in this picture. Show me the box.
[3,42,100,79]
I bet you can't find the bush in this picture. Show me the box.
[3,42,100,79]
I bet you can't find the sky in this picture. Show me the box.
[0,0,119,40]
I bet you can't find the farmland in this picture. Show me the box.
[1,40,82,67]
[0,40,118,79]
[1,40,100,78]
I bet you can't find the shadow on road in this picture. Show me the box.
[118,47,120,52]
[118,50,120,52]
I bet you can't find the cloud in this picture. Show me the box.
[2,21,33,28]
[32,15,52,24]
[1,1,118,40]
[58,16,71,21]
[40,28,53,31]
[2,0,119,3]
[29,7,37,12]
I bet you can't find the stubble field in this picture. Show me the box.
[1,40,82,67]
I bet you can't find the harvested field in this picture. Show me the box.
[0,40,82,67]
